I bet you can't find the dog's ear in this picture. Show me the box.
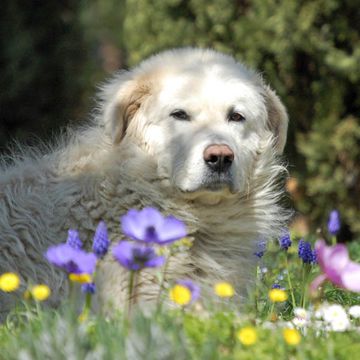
[263,85,289,154]
[102,73,151,144]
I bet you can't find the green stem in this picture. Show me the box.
[78,292,92,322]
[269,302,275,321]
[254,266,260,317]
[285,255,297,309]
[301,264,311,309]
[35,300,42,319]
[85,292,92,311]
[127,271,136,317]
[300,265,305,308]
[156,249,173,315]
[331,235,337,246]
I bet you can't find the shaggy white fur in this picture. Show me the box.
[0,48,289,318]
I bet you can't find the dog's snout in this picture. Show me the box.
[203,144,234,172]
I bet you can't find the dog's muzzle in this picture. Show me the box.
[203,144,234,173]
[201,144,235,191]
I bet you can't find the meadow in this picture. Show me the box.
[0,208,359,360]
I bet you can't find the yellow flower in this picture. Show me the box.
[31,285,51,301]
[214,282,235,298]
[237,326,257,346]
[169,284,191,306]
[69,273,92,284]
[283,328,301,345]
[0,273,20,292]
[268,289,288,302]
[179,237,193,248]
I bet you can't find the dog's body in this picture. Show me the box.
[0,48,289,317]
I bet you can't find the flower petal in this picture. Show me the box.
[309,273,328,294]
[121,210,145,241]
[45,244,76,267]
[144,255,165,268]
[76,252,97,274]
[341,262,360,292]
[112,241,134,269]
[158,216,187,244]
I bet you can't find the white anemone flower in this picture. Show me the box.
[292,307,310,327]
[348,305,360,319]
[322,304,351,332]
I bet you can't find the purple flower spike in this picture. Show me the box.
[279,229,292,251]
[82,283,96,294]
[66,229,82,250]
[254,240,266,258]
[177,279,200,304]
[298,239,317,264]
[310,239,360,293]
[328,210,341,236]
[93,221,110,258]
[121,207,187,245]
[113,241,165,271]
[45,244,97,274]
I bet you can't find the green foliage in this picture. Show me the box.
[1,302,360,359]
[123,0,360,236]
[0,2,88,151]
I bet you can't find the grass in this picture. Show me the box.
[0,235,360,359]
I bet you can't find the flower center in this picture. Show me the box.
[133,248,153,265]
[145,225,157,242]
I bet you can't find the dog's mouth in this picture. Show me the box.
[200,175,235,193]
[178,173,237,196]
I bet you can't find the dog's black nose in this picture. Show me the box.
[203,144,234,173]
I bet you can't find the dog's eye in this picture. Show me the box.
[170,110,190,121]
[228,112,246,122]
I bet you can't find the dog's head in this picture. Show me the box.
[100,48,288,201]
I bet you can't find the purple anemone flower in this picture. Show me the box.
[310,239,360,293]
[298,239,317,264]
[121,207,187,245]
[177,279,201,304]
[328,210,341,236]
[279,229,292,251]
[66,229,83,250]
[112,241,165,271]
[45,244,97,274]
[92,221,110,258]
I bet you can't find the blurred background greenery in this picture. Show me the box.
[0,0,359,239]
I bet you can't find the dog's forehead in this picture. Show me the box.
[156,69,264,111]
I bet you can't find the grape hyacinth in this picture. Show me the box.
[254,240,266,258]
[279,229,292,251]
[92,221,110,258]
[66,229,83,250]
[298,240,317,264]
[271,283,284,290]
[328,210,341,236]
[121,207,187,245]
[82,283,96,294]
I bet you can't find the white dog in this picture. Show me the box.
[0,48,288,316]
